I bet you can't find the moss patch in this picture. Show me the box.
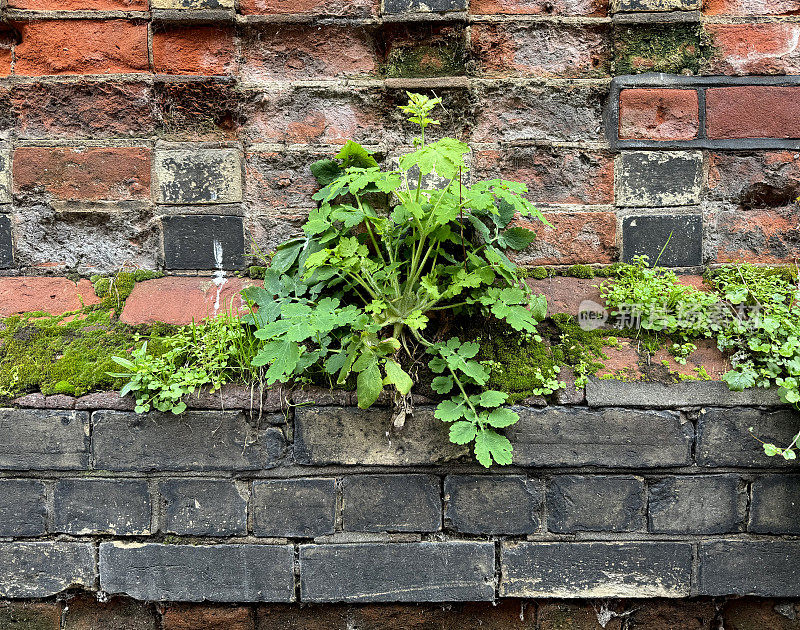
[91,269,163,310]
[614,24,716,75]
[0,309,174,400]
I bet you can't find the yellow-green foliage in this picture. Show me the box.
[0,309,173,399]
[91,270,163,309]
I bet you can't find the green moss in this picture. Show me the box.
[524,267,550,280]
[384,40,467,78]
[614,25,717,76]
[594,263,625,278]
[565,264,594,279]
[92,270,163,309]
[249,265,267,280]
[0,309,174,400]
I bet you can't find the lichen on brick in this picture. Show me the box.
[382,25,467,78]
[613,25,717,76]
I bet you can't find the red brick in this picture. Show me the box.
[14,20,149,76]
[0,47,10,77]
[0,277,100,316]
[245,150,324,209]
[241,0,376,16]
[714,206,800,264]
[9,0,146,8]
[153,25,236,76]
[473,149,614,205]
[723,599,800,630]
[163,605,254,630]
[513,211,618,265]
[707,23,800,75]
[471,0,606,14]
[12,81,155,139]
[471,23,610,78]
[13,147,151,201]
[241,25,378,81]
[537,602,623,630]
[120,276,262,325]
[704,0,800,16]
[526,276,603,317]
[619,88,699,141]
[706,86,800,139]
[64,596,156,630]
[708,151,800,205]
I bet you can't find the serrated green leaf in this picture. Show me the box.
[383,358,414,395]
[486,407,519,428]
[449,421,477,445]
[357,360,383,409]
[477,390,508,408]
[431,375,455,394]
[435,398,467,422]
[501,226,537,251]
[336,140,378,168]
[473,428,513,467]
[310,159,342,187]
[399,138,469,180]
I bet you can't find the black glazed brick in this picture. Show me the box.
[162,215,245,270]
[0,214,13,268]
[621,214,702,267]
[383,0,466,13]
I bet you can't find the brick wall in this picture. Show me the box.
[0,383,797,614]
[0,0,797,273]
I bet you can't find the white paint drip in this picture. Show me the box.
[212,239,227,315]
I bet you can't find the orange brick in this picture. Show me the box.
[704,0,799,15]
[13,147,151,201]
[708,23,800,75]
[14,20,149,76]
[619,88,699,141]
[706,86,800,139]
[153,25,236,76]
[471,0,606,15]
[514,212,618,265]
[9,0,146,8]
[0,277,100,316]
[0,47,10,77]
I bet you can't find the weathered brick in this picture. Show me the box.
[241,25,377,82]
[616,151,703,207]
[14,20,149,76]
[241,0,375,15]
[621,213,703,267]
[723,599,800,630]
[245,151,325,211]
[706,87,800,139]
[697,408,800,468]
[474,85,605,144]
[0,277,100,316]
[471,23,610,78]
[161,479,247,536]
[0,480,46,537]
[300,542,494,602]
[151,0,234,7]
[12,81,155,140]
[256,604,349,629]
[505,407,692,468]
[153,26,236,76]
[12,202,158,274]
[92,410,285,472]
[698,541,800,596]
[445,475,541,535]
[0,409,89,471]
[10,0,146,7]
[54,479,151,536]
[705,0,800,15]
[473,148,614,205]
[162,605,254,630]
[0,46,9,79]
[711,204,800,264]
[708,24,800,75]
[502,542,692,598]
[537,602,623,630]
[0,542,95,598]
[586,379,784,407]
[155,148,242,204]
[512,211,618,266]
[707,151,800,204]
[0,149,9,204]
[100,543,295,602]
[162,215,246,270]
[295,407,467,466]
[649,475,745,534]
[64,596,157,630]
[548,475,645,533]
[342,475,440,533]
[0,602,62,630]
[120,276,257,325]
[620,600,717,630]
[471,0,606,15]
[384,0,465,11]
[13,147,151,201]
[252,478,335,538]
[619,89,700,141]
[613,0,698,9]
[749,474,800,535]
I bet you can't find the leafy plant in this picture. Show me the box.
[110,311,260,414]
[242,92,549,466]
